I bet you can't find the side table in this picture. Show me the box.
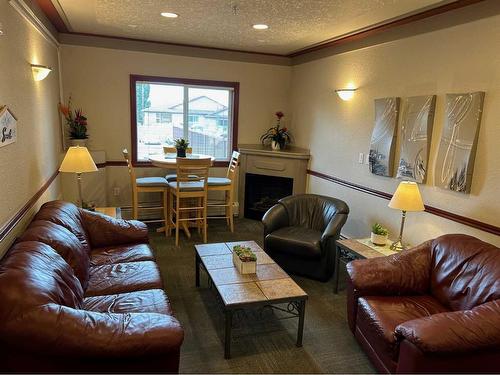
[334,238,397,293]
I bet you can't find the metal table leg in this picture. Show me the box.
[195,253,200,287]
[333,245,340,294]
[224,309,233,359]
[296,300,306,347]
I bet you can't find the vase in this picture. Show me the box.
[271,141,281,151]
[176,148,186,157]
[70,139,87,147]
[371,232,388,246]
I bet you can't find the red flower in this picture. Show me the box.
[282,127,288,132]
[59,103,70,117]
[275,111,284,120]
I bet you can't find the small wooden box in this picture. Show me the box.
[232,252,256,274]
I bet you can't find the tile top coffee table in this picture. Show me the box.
[195,241,308,359]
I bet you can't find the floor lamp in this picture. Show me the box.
[59,146,98,207]
[388,181,424,251]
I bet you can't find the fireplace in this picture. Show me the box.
[244,173,293,220]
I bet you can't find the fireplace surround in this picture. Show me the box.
[238,144,310,219]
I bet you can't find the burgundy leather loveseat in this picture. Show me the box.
[0,201,184,373]
[347,234,500,373]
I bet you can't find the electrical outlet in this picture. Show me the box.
[113,187,120,196]
[358,152,364,164]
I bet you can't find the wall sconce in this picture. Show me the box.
[335,88,356,101]
[0,22,4,35]
[31,64,52,81]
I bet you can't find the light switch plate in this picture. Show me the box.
[358,153,364,164]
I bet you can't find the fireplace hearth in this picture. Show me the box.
[244,173,293,220]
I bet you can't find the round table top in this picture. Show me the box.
[149,153,215,168]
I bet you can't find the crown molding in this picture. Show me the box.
[9,0,59,48]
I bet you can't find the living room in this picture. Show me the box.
[0,0,499,373]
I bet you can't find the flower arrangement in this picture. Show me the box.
[260,111,291,150]
[371,223,389,236]
[59,97,88,140]
[233,245,257,274]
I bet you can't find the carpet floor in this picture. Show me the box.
[149,218,374,374]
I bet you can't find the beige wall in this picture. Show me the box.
[0,1,62,255]
[290,13,500,246]
[60,45,291,208]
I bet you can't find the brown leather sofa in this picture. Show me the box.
[0,201,184,373]
[346,234,500,373]
[262,194,349,281]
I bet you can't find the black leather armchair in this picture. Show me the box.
[262,194,349,281]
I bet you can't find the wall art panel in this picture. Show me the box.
[435,92,485,194]
[369,97,400,177]
[396,95,436,183]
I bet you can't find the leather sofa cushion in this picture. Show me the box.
[85,261,163,297]
[430,234,500,311]
[19,220,90,289]
[34,201,90,254]
[83,289,172,315]
[265,226,322,259]
[357,296,449,365]
[0,242,84,317]
[90,244,155,266]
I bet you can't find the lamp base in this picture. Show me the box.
[390,238,406,252]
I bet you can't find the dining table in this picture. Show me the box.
[148,153,215,239]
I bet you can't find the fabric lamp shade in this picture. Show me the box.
[59,146,98,173]
[388,181,424,212]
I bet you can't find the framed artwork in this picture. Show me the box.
[0,106,17,148]
[369,97,400,177]
[396,95,436,183]
[435,92,485,194]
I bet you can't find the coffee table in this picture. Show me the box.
[195,241,308,359]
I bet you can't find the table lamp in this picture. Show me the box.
[388,181,424,251]
[59,146,98,207]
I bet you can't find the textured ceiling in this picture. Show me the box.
[55,0,449,55]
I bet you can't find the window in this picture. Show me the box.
[131,75,239,166]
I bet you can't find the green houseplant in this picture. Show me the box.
[232,245,257,274]
[174,138,189,157]
[371,223,389,246]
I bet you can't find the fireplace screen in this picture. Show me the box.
[244,173,293,220]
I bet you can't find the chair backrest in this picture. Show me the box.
[163,146,193,154]
[174,157,211,192]
[279,194,349,231]
[123,148,136,187]
[429,234,500,311]
[226,151,240,180]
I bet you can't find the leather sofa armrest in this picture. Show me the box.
[346,240,431,296]
[395,300,500,353]
[320,213,347,249]
[5,304,184,358]
[262,203,289,237]
[81,209,149,248]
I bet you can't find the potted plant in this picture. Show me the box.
[59,97,89,147]
[232,245,257,274]
[260,111,291,151]
[371,223,389,246]
[174,138,189,157]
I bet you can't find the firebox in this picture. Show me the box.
[244,173,293,220]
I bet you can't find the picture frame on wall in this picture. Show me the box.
[0,106,17,148]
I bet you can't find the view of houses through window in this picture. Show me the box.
[135,80,234,162]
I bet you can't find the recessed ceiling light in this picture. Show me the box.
[161,12,179,18]
[252,24,269,30]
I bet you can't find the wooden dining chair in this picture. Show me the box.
[207,151,240,232]
[167,157,211,246]
[163,146,193,182]
[123,149,169,234]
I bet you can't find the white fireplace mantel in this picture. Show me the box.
[237,144,311,218]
